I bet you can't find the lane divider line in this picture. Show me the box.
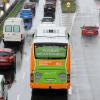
[17,94,20,100]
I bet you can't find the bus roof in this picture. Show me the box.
[33,36,68,44]
[36,26,67,37]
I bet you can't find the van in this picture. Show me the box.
[3,18,26,45]
[0,75,8,100]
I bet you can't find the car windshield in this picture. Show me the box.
[0,52,10,57]
[5,25,12,32]
[42,18,53,22]
[84,26,98,29]
[34,43,67,59]
[13,25,20,32]
[24,19,32,23]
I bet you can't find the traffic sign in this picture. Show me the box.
[66,2,71,8]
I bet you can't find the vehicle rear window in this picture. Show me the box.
[13,25,20,32]
[0,52,10,57]
[34,43,67,59]
[5,25,12,32]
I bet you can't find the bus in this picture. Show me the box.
[30,27,70,90]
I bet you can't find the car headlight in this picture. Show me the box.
[59,73,66,79]
[35,73,41,80]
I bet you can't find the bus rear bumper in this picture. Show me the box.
[30,83,70,89]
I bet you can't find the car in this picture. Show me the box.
[81,26,99,36]
[0,48,16,69]
[41,17,54,23]
[20,9,33,30]
[0,75,8,100]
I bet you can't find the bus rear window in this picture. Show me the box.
[13,25,20,32]
[34,43,67,59]
[5,25,12,32]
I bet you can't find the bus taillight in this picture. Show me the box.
[67,74,70,83]
[30,73,34,82]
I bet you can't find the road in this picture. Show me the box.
[0,0,100,100]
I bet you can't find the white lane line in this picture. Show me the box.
[23,72,26,80]
[69,13,77,34]
[17,94,20,100]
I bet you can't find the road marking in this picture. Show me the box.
[23,72,26,80]
[69,13,77,34]
[17,94,20,100]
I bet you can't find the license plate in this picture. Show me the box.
[46,79,54,81]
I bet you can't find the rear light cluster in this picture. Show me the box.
[67,74,70,83]
[30,73,34,82]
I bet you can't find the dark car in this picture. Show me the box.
[81,26,99,36]
[0,48,16,69]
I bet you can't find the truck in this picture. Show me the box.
[30,26,70,90]
[20,9,33,30]
[44,3,55,19]
[24,2,36,16]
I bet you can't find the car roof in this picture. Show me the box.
[0,48,12,52]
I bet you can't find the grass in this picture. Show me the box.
[0,0,25,38]
[61,0,76,13]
